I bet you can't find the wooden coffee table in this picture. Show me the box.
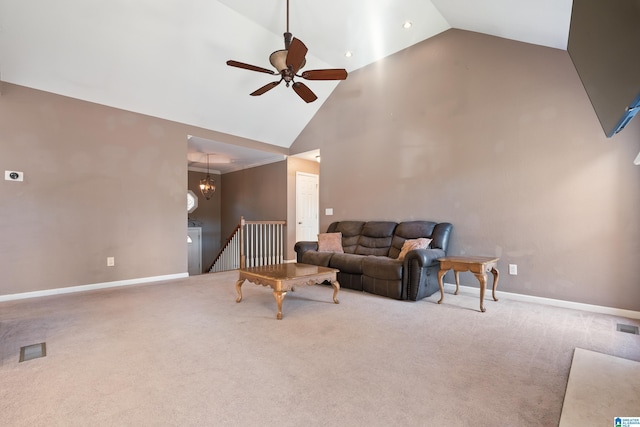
[436,256,500,312]
[235,263,340,320]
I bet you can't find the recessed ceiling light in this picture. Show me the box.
[345,51,353,57]
[403,21,412,29]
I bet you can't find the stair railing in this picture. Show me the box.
[208,217,286,273]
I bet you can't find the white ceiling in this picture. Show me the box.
[0,0,573,172]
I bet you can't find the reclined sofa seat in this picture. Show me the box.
[294,220,453,301]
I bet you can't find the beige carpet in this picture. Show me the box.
[1,271,639,426]
[559,348,640,426]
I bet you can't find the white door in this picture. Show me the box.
[187,227,202,275]
[296,172,319,242]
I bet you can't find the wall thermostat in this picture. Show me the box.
[5,171,24,181]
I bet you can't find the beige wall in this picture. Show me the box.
[568,0,640,136]
[290,29,640,311]
[0,84,188,295]
[220,161,288,243]
[187,171,222,272]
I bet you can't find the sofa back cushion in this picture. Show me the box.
[389,221,437,259]
[355,221,397,256]
[327,221,365,254]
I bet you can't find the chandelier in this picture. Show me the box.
[199,154,216,200]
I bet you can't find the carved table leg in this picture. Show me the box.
[454,271,461,295]
[474,272,488,313]
[235,279,245,303]
[491,267,500,302]
[331,281,340,304]
[273,291,287,320]
[437,268,447,304]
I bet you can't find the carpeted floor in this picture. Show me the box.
[1,271,639,426]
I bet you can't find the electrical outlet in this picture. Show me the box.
[509,264,518,275]
[107,257,115,267]
[5,170,24,181]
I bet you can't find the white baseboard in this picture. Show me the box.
[443,282,640,320]
[2,274,638,320]
[0,273,189,303]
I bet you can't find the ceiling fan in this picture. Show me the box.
[226,0,348,103]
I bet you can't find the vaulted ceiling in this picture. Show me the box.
[0,0,574,171]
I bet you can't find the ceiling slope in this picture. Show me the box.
[0,0,572,153]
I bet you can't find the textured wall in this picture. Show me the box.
[290,29,640,311]
[0,84,188,295]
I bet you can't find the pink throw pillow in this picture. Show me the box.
[397,238,432,260]
[317,232,344,253]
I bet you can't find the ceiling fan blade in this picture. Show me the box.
[292,82,318,103]
[250,80,281,96]
[286,38,308,74]
[227,60,276,75]
[301,69,348,80]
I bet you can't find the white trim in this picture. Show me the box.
[0,273,189,302]
[443,283,640,320]
[187,155,286,174]
[2,274,638,319]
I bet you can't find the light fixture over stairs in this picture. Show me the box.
[199,153,216,200]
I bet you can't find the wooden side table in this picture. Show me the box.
[436,256,500,312]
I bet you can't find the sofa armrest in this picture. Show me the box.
[404,248,445,268]
[294,241,319,263]
[403,248,446,301]
[294,241,319,254]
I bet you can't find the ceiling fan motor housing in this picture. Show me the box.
[269,49,305,84]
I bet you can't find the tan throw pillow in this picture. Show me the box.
[317,232,344,253]
[397,238,432,260]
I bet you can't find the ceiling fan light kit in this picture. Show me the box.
[226,0,347,103]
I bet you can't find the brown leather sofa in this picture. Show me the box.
[294,220,453,301]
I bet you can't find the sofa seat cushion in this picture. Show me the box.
[329,253,366,274]
[362,256,403,280]
[300,251,334,267]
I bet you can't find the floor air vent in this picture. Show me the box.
[616,324,639,335]
[19,342,47,362]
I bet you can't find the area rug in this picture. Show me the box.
[559,348,640,426]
